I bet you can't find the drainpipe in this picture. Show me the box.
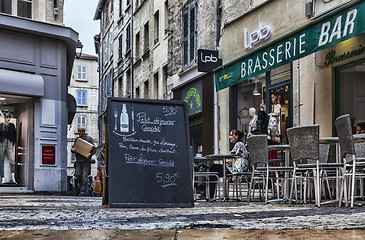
[130,3,134,98]
[214,0,221,154]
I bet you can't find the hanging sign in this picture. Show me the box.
[198,49,222,72]
[214,0,365,91]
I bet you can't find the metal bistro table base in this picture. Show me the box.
[205,154,242,201]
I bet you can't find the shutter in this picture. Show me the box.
[189,4,196,64]
[183,9,188,67]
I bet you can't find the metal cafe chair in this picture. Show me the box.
[247,135,293,203]
[335,114,365,208]
[287,125,344,207]
[245,135,268,202]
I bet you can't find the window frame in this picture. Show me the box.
[76,115,87,130]
[182,1,197,69]
[0,0,32,19]
[77,65,87,81]
[76,90,87,106]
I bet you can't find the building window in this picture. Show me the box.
[182,1,196,69]
[135,32,140,57]
[118,34,123,60]
[118,76,123,97]
[144,22,149,52]
[77,90,87,106]
[154,72,159,99]
[126,24,131,53]
[109,31,113,57]
[0,0,32,19]
[144,80,149,99]
[119,0,123,17]
[164,0,168,35]
[76,115,86,129]
[104,37,108,64]
[77,65,87,81]
[126,69,131,97]
[136,86,140,98]
[154,10,159,44]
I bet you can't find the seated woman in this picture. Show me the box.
[227,129,249,173]
[208,129,249,198]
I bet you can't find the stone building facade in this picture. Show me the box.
[94,0,170,146]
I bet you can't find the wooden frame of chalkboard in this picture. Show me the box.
[107,97,194,207]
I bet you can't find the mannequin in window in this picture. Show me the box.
[238,108,250,140]
[267,113,280,144]
[0,110,17,184]
[248,107,258,137]
[252,103,269,135]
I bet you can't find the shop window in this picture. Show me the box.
[336,60,365,133]
[77,65,87,81]
[0,0,32,19]
[77,90,87,106]
[76,115,86,130]
[182,1,196,69]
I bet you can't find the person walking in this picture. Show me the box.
[71,127,96,196]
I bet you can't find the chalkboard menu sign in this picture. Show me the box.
[107,98,194,207]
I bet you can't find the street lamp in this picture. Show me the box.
[76,40,83,59]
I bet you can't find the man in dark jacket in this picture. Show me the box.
[71,127,96,196]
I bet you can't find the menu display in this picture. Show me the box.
[107,98,194,207]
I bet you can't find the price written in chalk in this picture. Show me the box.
[156,172,180,188]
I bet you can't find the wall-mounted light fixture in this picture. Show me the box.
[76,40,83,59]
[305,2,314,18]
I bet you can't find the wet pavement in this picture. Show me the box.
[0,194,365,239]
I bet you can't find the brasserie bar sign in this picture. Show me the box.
[215,0,365,91]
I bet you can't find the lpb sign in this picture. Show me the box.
[197,49,222,72]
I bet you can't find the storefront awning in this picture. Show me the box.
[0,69,44,96]
[214,0,365,91]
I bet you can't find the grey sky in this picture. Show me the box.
[63,0,100,55]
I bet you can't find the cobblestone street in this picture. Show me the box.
[0,194,365,239]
